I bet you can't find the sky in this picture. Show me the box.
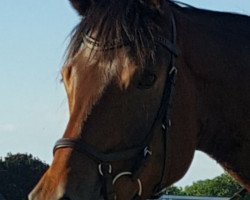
[0,0,250,187]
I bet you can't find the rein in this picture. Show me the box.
[54,12,179,200]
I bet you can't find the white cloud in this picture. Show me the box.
[0,123,16,133]
[175,151,224,187]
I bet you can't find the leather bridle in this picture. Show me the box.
[53,12,180,200]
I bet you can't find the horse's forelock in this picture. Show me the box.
[66,0,165,67]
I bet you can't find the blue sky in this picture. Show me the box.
[0,0,249,187]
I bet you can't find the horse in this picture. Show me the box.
[29,0,250,199]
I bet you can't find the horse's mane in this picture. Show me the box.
[66,0,167,65]
[66,0,250,66]
[172,1,250,37]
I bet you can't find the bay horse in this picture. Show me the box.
[29,0,250,199]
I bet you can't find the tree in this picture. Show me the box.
[166,185,184,195]
[182,173,242,197]
[165,173,247,198]
[0,153,48,200]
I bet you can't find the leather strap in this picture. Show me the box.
[54,138,145,163]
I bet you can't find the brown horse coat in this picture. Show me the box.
[29,1,250,199]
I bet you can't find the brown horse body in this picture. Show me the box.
[30,1,250,199]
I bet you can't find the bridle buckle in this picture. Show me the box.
[169,65,178,75]
[144,146,153,157]
[98,163,112,176]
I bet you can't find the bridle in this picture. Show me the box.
[53,12,180,200]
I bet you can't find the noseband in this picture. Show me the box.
[54,13,179,200]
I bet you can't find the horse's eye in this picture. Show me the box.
[136,70,157,89]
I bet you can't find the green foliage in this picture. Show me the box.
[183,174,242,197]
[166,186,185,195]
[0,153,48,200]
[166,173,245,198]
[245,194,250,200]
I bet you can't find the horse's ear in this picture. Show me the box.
[139,0,164,11]
[69,0,93,16]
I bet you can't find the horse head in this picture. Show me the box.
[29,0,198,199]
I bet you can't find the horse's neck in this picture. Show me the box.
[175,7,250,84]
[174,6,250,149]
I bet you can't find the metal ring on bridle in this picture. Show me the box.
[98,163,112,176]
[112,172,143,196]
